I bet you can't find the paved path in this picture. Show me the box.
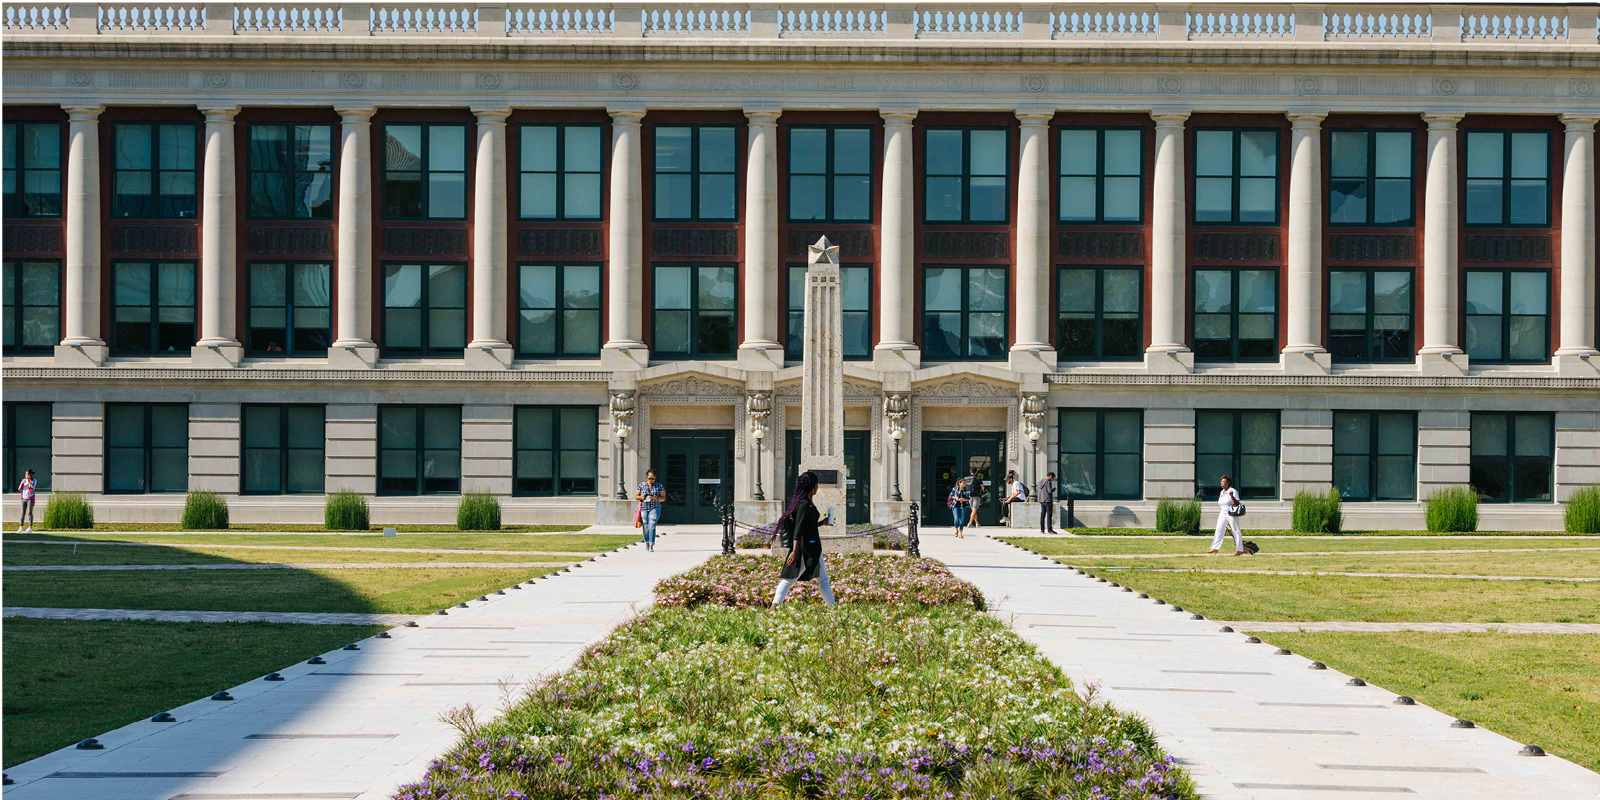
[4,562,573,572]
[6,539,600,556]
[1227,621,1600,634]
[3,525,722,800]
[1091,566,1600,582]
[4,607,421,625]
[1064,546,1600,559]
[932,530,1600,800]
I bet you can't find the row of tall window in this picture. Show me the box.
[3,120,1555,227]
[1,403,1557,504]
[0,259,1553,364]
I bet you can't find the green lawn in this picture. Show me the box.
[2,566,563,614]
[3,522,587,533]
[1046,528,1584,537]
[1255,631,1600,773]
[1002,535,1600,557]
[2,618,387,767]
[1086,571,1600,623]
[1067,549,1600,579]
[4,532,639,552]
[2,543,585,567]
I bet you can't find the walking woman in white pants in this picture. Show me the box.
[1208,475,1247,556]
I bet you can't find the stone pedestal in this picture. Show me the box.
[1279,350,1332,375]
[1555,353,1600,377]
[191,343,243,368]
[1008,501,1042,528]
[55,343,107,367]
[463,345,514,369]
[735,499,782,526]
[1143,350,1195,374]
[595,498,637,526]
[328,343,379,369]
[872,500,914,526]
[1416,352,1469,376]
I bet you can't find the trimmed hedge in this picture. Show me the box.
[41,491,94,530]
[324,490,370,531]
[1291,489,1343,533]
[1565,485,1600,534]
[456,491,502,531]
[180,490,230,530]
[1425,487,1479,533]
[1155,497,1202,534]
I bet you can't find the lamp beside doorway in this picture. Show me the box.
[890,428,904,501]
[1027,428,1040,488]
[614,426,628,499]
[752,426,766,501]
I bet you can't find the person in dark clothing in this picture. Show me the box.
[772,470,837,607]
[1036,471,1058,533]
[966,467,985,527]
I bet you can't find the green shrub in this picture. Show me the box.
[41,491,94,530]
[1565,485,1600,534]
[1291,488,1343,533]
[180,490,230,530]
[324,490,370,531]
[456,491,502,531]
[1155,496,1201,534]
[1426,486,1479,533]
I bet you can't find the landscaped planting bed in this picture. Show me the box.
[656,553,983,610]
[398,556,1192,799]
[735,523,910,551]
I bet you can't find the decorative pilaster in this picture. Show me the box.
[1011,109,1056,372]
[1419,112,1467,374]
[1146,109,1193,373]
[57,104,106,366]
[194,105,242,366]
[875,108,920,370]
[1556,113,1599,375]
[740,108,784,369]
[330,106,378,368]
[602,107,649,370]
[1282,111,1330,374]
[467,106,513,368]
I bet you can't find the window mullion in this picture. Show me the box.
[555,126,564,220]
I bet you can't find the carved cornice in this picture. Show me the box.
[2,367,611,383]
[639,374,744,397]
[1044,373,1599,390]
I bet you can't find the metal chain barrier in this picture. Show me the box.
[723,503,923,557]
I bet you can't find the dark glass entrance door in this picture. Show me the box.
[922,432,1004,526]
[785,430,871,524]
[652,430,733,525]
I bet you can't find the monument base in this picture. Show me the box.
[1007,501,1042,528]
[594,499,638,526]
[735,499,782,526]
[871,500,913,525]
[822,534,873,554]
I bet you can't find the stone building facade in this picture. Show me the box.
[2,3,1598,530]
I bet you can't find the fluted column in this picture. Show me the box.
[739,107,783,369]
[875,108,919,370]
[1147,110,1192,372]
[1011,109,1056,372]
[467,106,513,368]
[602,107,648,370]
[57,104,106,365]
[330,106,378,367]
[1283,111,1329,372]
[194,105,242,366]
[1556,113,1599,371]
[1419,112,1465,371]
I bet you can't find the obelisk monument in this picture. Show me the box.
[800,236,864,552]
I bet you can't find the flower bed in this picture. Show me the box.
[397,601,1193,799]
[656,553,983,610]
[735,523,909,550]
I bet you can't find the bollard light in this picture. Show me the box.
[1191,614,1205,620]
[477,596,489,602]
[265,672,284,681]
[1219,626,1234,633]
[435,609,449,615]
[1274,648,1292,655]
[376,631,391,639]
[1309,662,1326,670]
[211,691,233,701]
[1452,719,1475,728]
[1244,636,1261,644]
[307,656,326,665]
[151,712,175,722]
[1393,696,1415,706]
[1519,745,1546,757]
[455,603,469,608]
[76,738,104,750]
[1347,678,1366,686]
[343,644,360,651]
[405,621,419,627]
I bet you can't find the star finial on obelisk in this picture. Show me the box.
[807,235,840,266]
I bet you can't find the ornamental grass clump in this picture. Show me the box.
[1426,486,1479,533]
[41,491,94,530]
[179,490,230,530]
[324,490,370,531]
[655,553,985,610]
[1291,489,1343,533]
[1566,485,1600,534]
[456,491,502,531]
[1155,497,1201,534]
[397,602,1194,800]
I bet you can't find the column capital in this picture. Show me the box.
[607,106,647,125]
[743,107,782,125]
[1150,108,1191,126]
[61,104,104,121]
[879,108,918,126]
[1422,111,1466,128]
[197,105,240,123]
[335,106,377,124]
[471,105,513,123]
[1286,110,1328,127]
[1560,113,1600,131]
[1015,108,1055,126]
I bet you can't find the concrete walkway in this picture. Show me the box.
[2,525,722,800]
[1225,621,1600,634]
[4,561,572,572]
[931,529,1600,800]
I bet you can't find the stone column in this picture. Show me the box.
[1011,109,1056,372]
[329,106,378,368]
[739,107,783,370]
[801,236,860,552]
[1419,112,1466,373]
[874,109,920,370]
[57,104,107,366]
[1282,111,1330,373]
[602,107,648,370]
[466,106,513,368]
[193,105,243,366]
[1556,113,1599,374]
[1146,110,1193,373]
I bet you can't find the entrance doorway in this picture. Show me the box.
[922,431,1005,527]
[651,430,733,525]
[785,430,871,524]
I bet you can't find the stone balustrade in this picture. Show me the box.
[4,2,1595,44]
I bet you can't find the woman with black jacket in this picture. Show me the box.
[771,470,837,607]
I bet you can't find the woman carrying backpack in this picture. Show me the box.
[948,478,970,538]
[1208,475,1249,556]
[772,470,836,607]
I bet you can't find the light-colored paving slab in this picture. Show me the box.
[3,525,721,800]
[1091,567,1600,582]
[933,530,1600,800]
[1227,621,1600,634]
[6,539,602,556]
[4,562,571,571]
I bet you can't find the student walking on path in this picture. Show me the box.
[635,469,664,552]
[1208,475,1249,556]
[1036,471,1058,534]
[948,478,971,537]
[17,469,37,533]
[966,467,985,527]
[772,470,836,607]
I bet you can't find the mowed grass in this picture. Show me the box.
[1254,631,1600,773]
[2,522,587,533]
[2,618,387,768]
[1,566,562,614]
[3,532,639,552]
[1048,528,1583,537]
[2,543,586,567]
[1067,549,1600,579]
[1003,535,1600,557]
[1090,571,1600,623]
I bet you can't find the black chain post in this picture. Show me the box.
[907,501,921,558]
[721,504,735,555]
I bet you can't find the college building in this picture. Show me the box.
[2,2,1598,529]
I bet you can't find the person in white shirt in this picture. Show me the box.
[1208,475,1247,556]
